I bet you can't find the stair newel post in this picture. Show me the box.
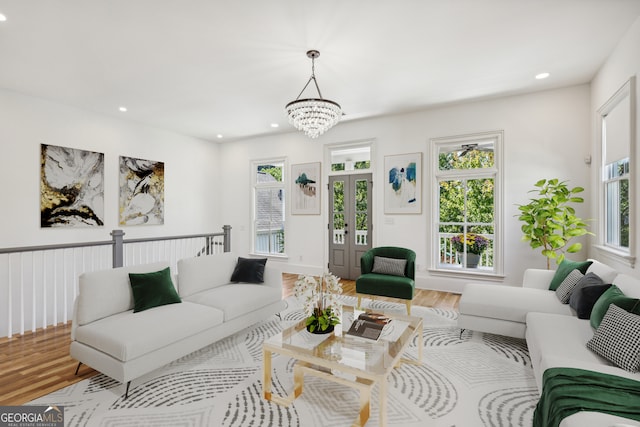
[223,225,232,253]
[111,229,125,268]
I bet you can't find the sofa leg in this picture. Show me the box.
[124,381,131,400]
[459,329,465,339]
[74,362,82,375]
[405,301,411,315]
[357,295,362,309]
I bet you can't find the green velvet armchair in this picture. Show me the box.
[355,246,416,314]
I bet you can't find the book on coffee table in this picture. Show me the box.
[345,312,391,341]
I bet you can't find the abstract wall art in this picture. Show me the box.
[384,152,422,214]
[291,162,320,214]
[119,156,165,226]
[40,144,105,227]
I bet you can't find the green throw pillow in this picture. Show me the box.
[590,285,640,329]
[129,267,182,313]
[549,259,593,291]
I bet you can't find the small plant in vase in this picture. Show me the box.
[294,272,343,334]
[451,233,489,268]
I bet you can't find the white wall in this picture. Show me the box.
[220,84,592,292]
[0,89,221,248]
[589,16,640,275]
[0,76,597,294]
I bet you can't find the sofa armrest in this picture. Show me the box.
[71,297,79,341]
[263,265,283,294]
[522,269,555,290]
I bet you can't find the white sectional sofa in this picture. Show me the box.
[70,253,286,398]
[458,259,640,427]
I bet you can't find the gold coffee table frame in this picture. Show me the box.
[263,306,423,427]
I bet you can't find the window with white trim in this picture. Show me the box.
[598,77,635,257]
[603,159,629,248]
[431,131,503,275]
[330,144,371,172]
[252,159,286,255]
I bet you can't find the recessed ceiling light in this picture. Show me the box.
[535,72,550,80]
[119,106,127,112]
[271,123,279,128]
[0,13,7,22]
[217,134,223,139]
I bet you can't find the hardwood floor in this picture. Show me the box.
[0,273,460,405]
[282,274,461,311]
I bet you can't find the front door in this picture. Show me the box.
[328,173,372,279]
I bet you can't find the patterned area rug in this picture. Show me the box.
[31,297,539,426]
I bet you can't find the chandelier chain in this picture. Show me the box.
[294,55,324,101]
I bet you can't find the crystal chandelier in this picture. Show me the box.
[285,50,342,139]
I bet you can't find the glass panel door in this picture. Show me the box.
[328,173,372,279]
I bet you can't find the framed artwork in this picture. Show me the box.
[291,162,321,215]
[384,152,422,214]
[40,144,104,227]
[119,156,165,225]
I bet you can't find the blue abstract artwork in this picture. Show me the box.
[384,153,421,214]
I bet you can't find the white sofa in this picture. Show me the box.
[70,252,286,397]
[458,259,640,427]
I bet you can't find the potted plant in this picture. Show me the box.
[451,233,489,268]
[294,272,343,333]
[517,178,592,269]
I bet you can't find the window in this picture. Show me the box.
[252,159,285,255]
[604,159,629,248]
[598,76,635,262]
[431,131,503,275]
[330,145,371,172]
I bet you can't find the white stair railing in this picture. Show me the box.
[0,227,230,339]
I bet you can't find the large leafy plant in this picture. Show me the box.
[517,179,592,269]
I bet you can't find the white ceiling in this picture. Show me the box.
[1,1,640,142]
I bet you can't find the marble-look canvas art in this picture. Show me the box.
[119,156,164,226]
[40,144,104,227]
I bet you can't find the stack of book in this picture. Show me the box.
[346,312,391,341]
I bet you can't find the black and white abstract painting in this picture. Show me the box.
[119,156,164,226]
[40,144,104,228]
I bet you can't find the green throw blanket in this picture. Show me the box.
[533,367,640,427]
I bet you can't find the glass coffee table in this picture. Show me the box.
[262,305,423,427]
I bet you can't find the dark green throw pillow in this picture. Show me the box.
[129,267,181,313]
[549,259,593,291]
[230,257,267,283]
[590,285,640,329]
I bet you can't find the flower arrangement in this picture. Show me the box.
[451,233,490,255]
[294,272,343,333]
